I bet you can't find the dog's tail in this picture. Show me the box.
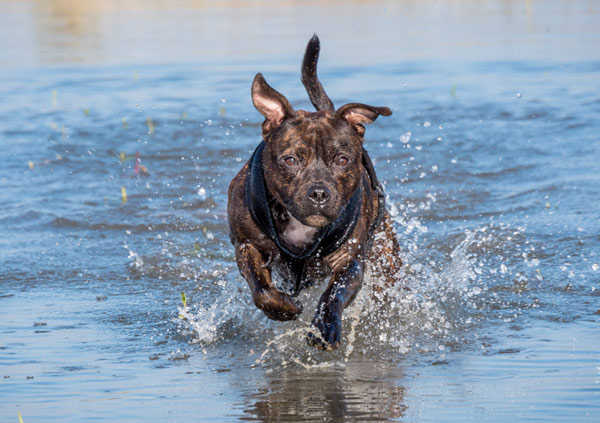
[301,34,335,112]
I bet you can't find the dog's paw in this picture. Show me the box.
[253,288,303,321]
[306,306,342,351]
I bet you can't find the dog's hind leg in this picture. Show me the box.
[367,212,404,292]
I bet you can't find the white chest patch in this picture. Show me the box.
[281,216,318,250]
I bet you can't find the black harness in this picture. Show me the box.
[245,141,385,294]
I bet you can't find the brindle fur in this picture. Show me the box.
[227,35,402,351]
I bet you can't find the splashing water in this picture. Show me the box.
[2,3,600,420]
[175,200,509,368]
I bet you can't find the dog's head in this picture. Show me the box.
[251,36,391,228]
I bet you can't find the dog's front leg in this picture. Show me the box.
[307,259,363,351]
[235,243,303,321]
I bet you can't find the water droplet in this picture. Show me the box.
[399,131,411,144]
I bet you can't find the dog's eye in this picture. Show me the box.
[284,156,297,166]
[336,156,349,167]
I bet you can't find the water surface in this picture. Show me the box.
[1,1,599,421]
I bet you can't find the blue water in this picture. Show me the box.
[1,1,599,422]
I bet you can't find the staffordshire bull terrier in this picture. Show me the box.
[228,35,401,351]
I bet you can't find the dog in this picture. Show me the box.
[227,35,401,351]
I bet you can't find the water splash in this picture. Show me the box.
[174,202,531,368]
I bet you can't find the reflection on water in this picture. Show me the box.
[1,0,600,422]
[240,362,406,422]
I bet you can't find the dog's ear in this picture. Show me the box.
[336,103,392,137]
[252,73,295,135]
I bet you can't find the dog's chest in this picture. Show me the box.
[280,216,318,250]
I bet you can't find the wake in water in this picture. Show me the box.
[165,196,529,368]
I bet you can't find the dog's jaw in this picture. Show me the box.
[303,214,330,228]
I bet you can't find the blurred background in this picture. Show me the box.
[1,0,599,68]
[1,1,599,422]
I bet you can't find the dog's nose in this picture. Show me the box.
[307,185,331,205]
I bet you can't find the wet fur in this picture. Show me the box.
[227,35,402,351]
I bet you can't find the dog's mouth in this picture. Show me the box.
[286,194,340,228]
[287,204,335,228]
[303,214,330,228]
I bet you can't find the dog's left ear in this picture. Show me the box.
[252,73,295,135]
[336,103,392,137]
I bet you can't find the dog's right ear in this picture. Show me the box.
[252,73,295,135]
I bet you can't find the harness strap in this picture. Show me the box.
[362,146,387,242]
[244,142,384,293]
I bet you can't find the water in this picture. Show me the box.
[1,1,599,421]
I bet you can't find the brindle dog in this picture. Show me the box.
[228,35,401,351]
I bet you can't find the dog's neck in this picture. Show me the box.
[279,214,318,251]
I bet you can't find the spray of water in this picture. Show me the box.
[134,194,529,368]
